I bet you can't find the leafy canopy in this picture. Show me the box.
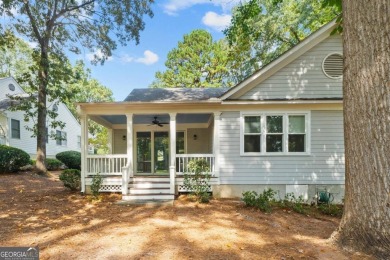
[150,29,232,88]
[224,0,340,83]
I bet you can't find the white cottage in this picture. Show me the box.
[77,20,344,202]
[0,77,81,158]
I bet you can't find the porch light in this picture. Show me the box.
[122,135,126,141]
[193,134,197,140]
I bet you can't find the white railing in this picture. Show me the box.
[86,154,128,176]
[176,154,215,175]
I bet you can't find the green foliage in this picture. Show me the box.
[183,158,211,203]
[224,0,340,83]
[45,158,63,171]
[242,189,277,213]
[91,173,103,198]
[0,145,30,173]
[282,193,306,214]
[150,29,233,88]
[318,204,343,217]
[59,169,81,191]
[0,0,153,172]
[56,151,81,170]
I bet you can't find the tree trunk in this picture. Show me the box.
[35,46,49,174]
[333,1,390,258]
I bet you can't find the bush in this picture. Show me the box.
[56,151,81,170]
[0,145,30,173]
[242,189,277,213]
[91,173,103,198]
[183,158,211,203]
[59,169,81,191]
[46,158,63,170]
[318,204,343,217]
[282,193,306,214]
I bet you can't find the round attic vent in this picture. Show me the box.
[322,53,343,79]
[52,104,58,112]
[8,83,15,91]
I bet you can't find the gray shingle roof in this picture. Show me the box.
[124,88,229,102]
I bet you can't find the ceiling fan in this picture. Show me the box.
[149,116,169,127]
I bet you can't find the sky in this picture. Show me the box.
[80,0,241,101]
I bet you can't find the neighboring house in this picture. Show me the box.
[0,77,81,158]
[77,20,344,202]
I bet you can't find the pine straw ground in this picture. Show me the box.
[0,171,373,260]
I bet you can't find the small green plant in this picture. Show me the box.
[46,158,63,170]
[282,193,306,214]
[56,151,81,170]
[91,173,103,198]
[59,169,81,191]
[318,203,343,217]
[242,188,277,213]
[183,159,211,203]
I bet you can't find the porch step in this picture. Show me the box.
[132,176,170,182]
[130,182,170,189]
[129,188,170,195]
[122,193,175,201]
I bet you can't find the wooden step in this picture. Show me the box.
[130,182,170,189]
[129,188,170,195]
[122,193,175,201]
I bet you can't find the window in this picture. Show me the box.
[241,112,309,155]
[46,127,49,143]
[56,130,67,146]
[11,119,20,139]
[77,136,81,149]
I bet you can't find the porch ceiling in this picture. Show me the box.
[99,113,212,125]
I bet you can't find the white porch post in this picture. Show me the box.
[80,114,88,193]
[213,112,221,179]
[107,128,113,154]
[169,113,177,194]
[122,113,133,195]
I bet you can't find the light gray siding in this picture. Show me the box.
[238,35,343,100]
[218,110,345,185]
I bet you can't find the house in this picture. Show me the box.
[77,20,344,202]
[0,77,81,158]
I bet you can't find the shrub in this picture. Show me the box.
[281,193,307,214]
[183,158,211,203]
[56,151,81,170]
[91,173,103,198]
[242,189,277,213]
[0,145,30,173]
[46,158,63,170]
[318,204,343,217]
[59,169,81,191]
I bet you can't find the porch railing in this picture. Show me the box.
[86,154,128,176]
[176,154,215,175]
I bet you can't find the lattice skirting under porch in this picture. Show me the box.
[99,185,122,192]
[178,183,212,192]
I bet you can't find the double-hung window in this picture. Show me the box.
[11,119,20,139]
[241,112,309,155]
[56,130,67,146]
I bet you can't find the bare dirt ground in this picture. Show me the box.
[0,171,373,260]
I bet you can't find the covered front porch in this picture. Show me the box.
[79,111,221,201]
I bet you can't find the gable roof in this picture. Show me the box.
[221,19,338,100]
[124,88,228,102]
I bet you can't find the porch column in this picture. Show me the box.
[107,128,113,154]
[169,113,177,194]
[80,114,88,193]
[123,113,133,195]
[213,112,221,179]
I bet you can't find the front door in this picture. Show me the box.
[136,131,169,175]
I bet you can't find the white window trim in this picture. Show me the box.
[240,111,311,156]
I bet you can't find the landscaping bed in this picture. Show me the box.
[0,171,372,259]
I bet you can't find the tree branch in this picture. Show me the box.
[22,0,43,46]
